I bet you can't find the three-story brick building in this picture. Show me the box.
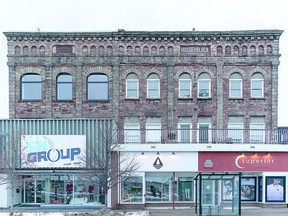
[2,29,286,214]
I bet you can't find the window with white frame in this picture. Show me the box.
[229,73,243,98]
[147,73,160,98]
[229,80,242,98]
[251,73,264,98]
[250,124,265,144]
[178,123,192,143]
[146,123,161,143]
[179,73,192,98]
[198,80,211,98]
[228,124,243,143]
[198,73,211,98]
[124,124,140,143]
[126,73,139,98]
[21,74,42,100]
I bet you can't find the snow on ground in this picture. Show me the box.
[0,211,149,216]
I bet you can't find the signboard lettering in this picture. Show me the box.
[180,45,210,55]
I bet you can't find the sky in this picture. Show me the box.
[0,0,287,126]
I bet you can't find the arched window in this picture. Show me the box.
[250,45,256,55]
[15,46,20,55]
[267,45,273,54]
[126,73,139,98]
[21,74,42,100]
[225,46,231,55]
[23,46,29,55]
[39,46,45,55]
[82,46,88,55]
[258,45,264,55]
[118,46,124,55]
[229,73,243,98]
[179,73,192,98]
[87,74,109,100]
[233,46,239,55]
[31,46,37,55]
[57,74,72,100]
[217,46,223,55]
[159,46,165,55]
[198,73,211,98]
[151,46,157,55]
[143,46,149,55]
[242,45,247,55]
[147,73,160,98]
[90,46,96,56]
[251,73,264,98]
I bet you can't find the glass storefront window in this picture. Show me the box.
[145,173,194,203]
[22,174,101,205]
[121,176,143,202]
[146,176,171,202]
[177,177,194,201]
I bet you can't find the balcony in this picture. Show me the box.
[113,128,288,144]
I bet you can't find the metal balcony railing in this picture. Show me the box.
[113,128,288,144]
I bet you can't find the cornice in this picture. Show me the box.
[3,29,284,43]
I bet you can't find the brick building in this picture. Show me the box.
[2,29,286,214]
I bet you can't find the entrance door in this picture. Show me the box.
[23,177,46,204]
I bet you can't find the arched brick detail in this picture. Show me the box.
[175,67,193,78]
[83,66,112,76]
[143,68,161,79]
[249,67,268,78]
[225,67,245,79]
[51,66,76,81]
[123,67,141,79]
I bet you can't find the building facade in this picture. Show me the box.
[3,29,286,214]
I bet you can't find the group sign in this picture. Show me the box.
[21,135,86,168]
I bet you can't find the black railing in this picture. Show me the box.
[113,129,288,144]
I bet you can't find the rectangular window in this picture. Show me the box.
[124,124,140,143]
[179,80,191,98]
[229,80,242,98]
[126,80,139,98]
[198,124,211,143]
[178,124,191,143]
[250,124,265,143]
[198,80,210,98]
[251,79,264,98]
[147,80,160,98]
[121,176,143,203]
[146,123,161,143]
[228,124,243,143]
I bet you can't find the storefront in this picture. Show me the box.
[198,152,288,206]
[21,173,101,205]
[118,151,198,207]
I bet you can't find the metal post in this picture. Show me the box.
[172,171,175,209]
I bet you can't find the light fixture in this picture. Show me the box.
[253,152,257,156]
[156,152,160,155]
[266,152,271,156]
[172,152,176,155]
[141,152,144,155]
[241,152,245,156]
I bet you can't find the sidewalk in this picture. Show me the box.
[147,207,288,216]
[1,206,288,216]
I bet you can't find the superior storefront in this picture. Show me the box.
[199,152,288,206]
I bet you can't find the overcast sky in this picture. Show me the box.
[0,0,287,126]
